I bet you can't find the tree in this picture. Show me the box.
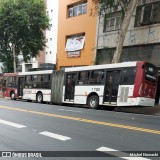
[0,0,50,72]
[92,0,138,63]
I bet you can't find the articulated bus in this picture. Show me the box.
[2,61,158,109]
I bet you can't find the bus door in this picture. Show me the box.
[104,71,121,104]
[64,73,76,101]
[2,77,7,96]
[18,77,24,97]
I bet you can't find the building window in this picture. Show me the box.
[104,11,122,32]
[50,51,52,54]
[135,1,160,27]
[67,1,87,18]
[65,33,85,57]
[46,52,48,55]
[50,38,52,41]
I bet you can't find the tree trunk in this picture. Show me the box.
[12,44,16,73]
[112,0,138,63]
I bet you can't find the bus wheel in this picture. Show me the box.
[88,95,99,109]
[36,93,43,103]
[10,91,16,100]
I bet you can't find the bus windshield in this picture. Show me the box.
[144,63,157,83]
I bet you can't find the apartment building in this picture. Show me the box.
[57,0,98,69]
[96,0,160,66]
[45,0,59,65]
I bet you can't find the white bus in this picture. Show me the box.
[20,70,53,102]
[2,70,53,102]
[58,61,158,109]
[3,61,158,109]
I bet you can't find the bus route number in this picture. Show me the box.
[92,88,100,92]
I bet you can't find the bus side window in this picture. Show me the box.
[121,68,136,85]
[8,76,16,87]
[78,71,90,85]
[41,74,50,89]
[25,75,32,88]
[32,75,41,88]
[90,70,104,84]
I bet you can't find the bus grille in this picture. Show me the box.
[119,87,129,102]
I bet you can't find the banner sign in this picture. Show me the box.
[67,50,80,57]
[65,36,85,52]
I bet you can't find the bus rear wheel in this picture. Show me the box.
[36,93,43,103]
[88,95,99,109]
[10,91,16,100]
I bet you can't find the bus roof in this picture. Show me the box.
[3,73,18,77]
[18,70,53,76]
[64,61,139,72]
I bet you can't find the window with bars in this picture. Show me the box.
[135,1,160,27]
[104,12,122,32]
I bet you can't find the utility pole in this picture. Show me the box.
[12,44,16,73]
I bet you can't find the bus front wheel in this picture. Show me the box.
[36,93,43,103]
[87,95,99,109]
[10,91,16,100]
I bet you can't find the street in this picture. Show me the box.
[0,99,160,160]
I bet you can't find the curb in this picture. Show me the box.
[115,106,160,116]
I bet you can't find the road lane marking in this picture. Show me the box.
[0,105,160,135]
[58,109,82,113]
[0,119,26,128]
[0,101,11,103]
[39,131,71,141]
[96,147,151,160]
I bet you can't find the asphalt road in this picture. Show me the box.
[0,99,160,160]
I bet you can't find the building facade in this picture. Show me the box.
[96,0,160,67]
[57,0,98,69]
[45,0,59,65]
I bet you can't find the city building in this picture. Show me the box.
[96,0,160,67]
[45,0,59,66]
[95,0,160,104]
[57,0,98,69]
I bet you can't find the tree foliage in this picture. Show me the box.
[92,0,138,63]
[0,0,50,72]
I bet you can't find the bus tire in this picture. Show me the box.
[87,95,99,109]
[36,93,43,103]
[10,91,16,100]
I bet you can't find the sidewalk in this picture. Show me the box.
[115,105,160,116]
